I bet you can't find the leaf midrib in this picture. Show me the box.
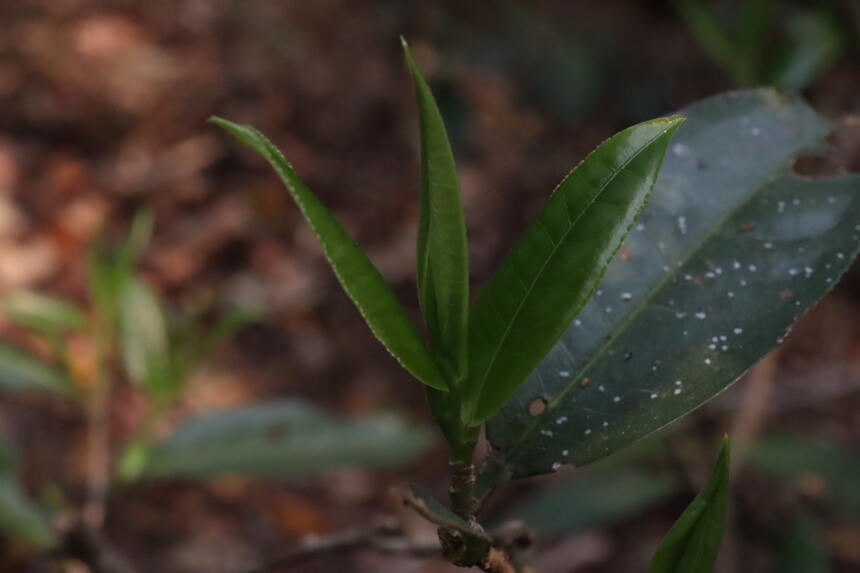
[485,145,802,473]
[471,125,674,411]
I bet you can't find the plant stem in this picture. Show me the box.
[83,323,112,531]
[449,440,479,523]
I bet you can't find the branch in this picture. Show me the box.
[239,516,439,573]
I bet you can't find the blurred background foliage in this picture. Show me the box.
[0,0,859,572]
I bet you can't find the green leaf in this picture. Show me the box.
[139,400,432,478]
[497,466,678,536]
[0,345,67,394]
[651,437,730,573]
[0,440,56,549]
[3,291,85,335]
[747,434,860,521]
[480,90,860,485]
[211,117,447,391]
[119,278,171,395]
[465,115,684,424]
[403,39,470,382]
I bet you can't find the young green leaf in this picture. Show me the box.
[465,116,684,424]
[480,90,860,486]
[403,39,470,381]
[211,117,447,391]
[651,437,730,573]
[3,291,85,335]
[139,400,431,478]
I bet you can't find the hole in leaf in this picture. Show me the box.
[528,398,547,416]
[791,155,842,178]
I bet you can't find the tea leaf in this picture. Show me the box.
[141,400,431,478]
[651,437,730,573]
[403,39,470,381]
[465,116,684,423]
[481,90,860,485]
[211,117,447,391]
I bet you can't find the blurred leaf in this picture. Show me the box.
[3,291,85,335]
[119,278,170,395]
[765,9,846,91]
[0,345,67,394]
[773,511,830,573]
[651,437,730,573]
[465,116,683,425]
[118,209,154,268]
[499,467,679,536]
[211,117,447,391]
[170,307,259,384]
[403,39,469,382]
[140,400,432,479]
[481,90,860,486]
[0,440,56,549]
[673,0,738,72]
[747,434,860,521]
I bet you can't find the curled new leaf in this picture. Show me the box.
[403,39,470,382]
[211,117,447,391]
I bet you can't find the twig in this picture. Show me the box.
[239,517,438,573]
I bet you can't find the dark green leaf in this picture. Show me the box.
[651,437,730,573]
[211,117,447,391]
[465,116,684,424]
[140,400,432,478]
[0,345,67,394]
[481,90,860,485]
[498,467,678,536]
[3,291,85,335]
[403,39,469,381]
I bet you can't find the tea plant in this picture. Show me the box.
[0,213,430,556]
[211,40,860,572]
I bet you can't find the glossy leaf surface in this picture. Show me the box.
[212,118,447,391]
[466,116,684,423]
[141,400,431,478]
[482,90,860,484]
[404,40,469,380]
[651,437,730,573]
